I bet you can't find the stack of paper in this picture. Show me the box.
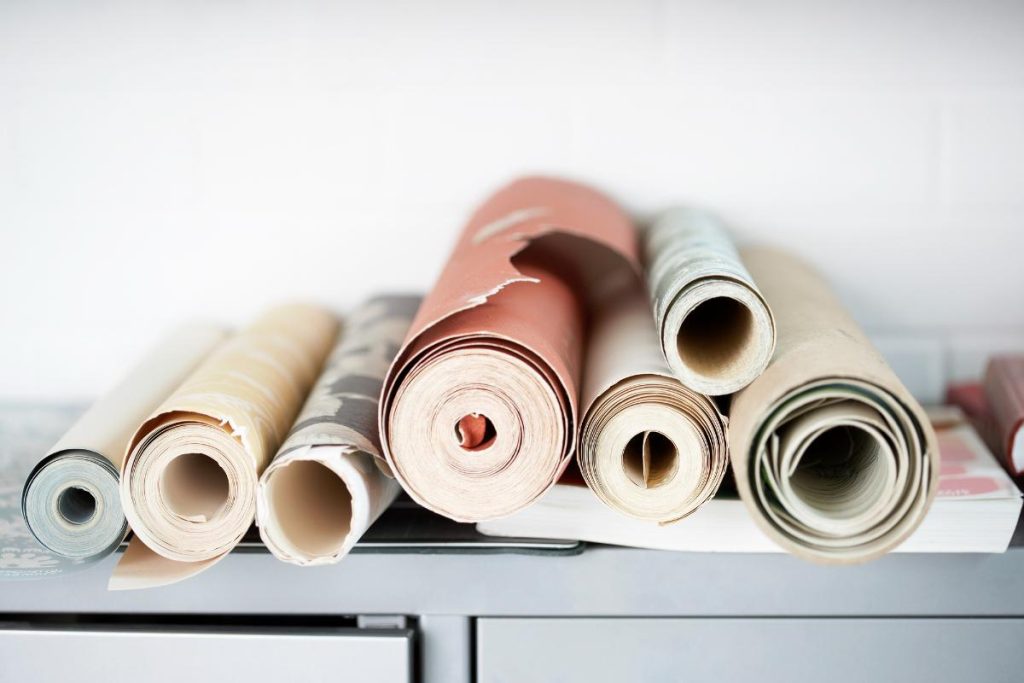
[478,421,1019,554]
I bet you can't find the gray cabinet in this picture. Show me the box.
[0,624,413,683]
[477,617,1024,683]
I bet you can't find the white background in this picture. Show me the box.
[1,0,1022,401]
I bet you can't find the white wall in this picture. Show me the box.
[1,0,1023,401]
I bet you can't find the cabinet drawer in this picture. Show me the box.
[0,623,412,683]
[478,617,1024,683]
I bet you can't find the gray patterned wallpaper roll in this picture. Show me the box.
[256,294,421,566]
[644,208,775,396]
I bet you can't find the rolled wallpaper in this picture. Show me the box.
[21,324,226,562]
[110,304,337,589]
[729,248,938,564]
[644,208,775,396]
[3,407,130,579]
[578,286,728,523]
[256,295,420,566]
[380,177,640,522]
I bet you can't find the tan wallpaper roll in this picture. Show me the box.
[578,286,728,523]
[729,248,938,564]
[380,177,640,522]
[111,304,337,589]
[22,323,227,562]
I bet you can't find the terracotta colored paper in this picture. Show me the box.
[946,382,1001,457]
[111,304,337,589]
[256,295,419,565]
[578,285,728,523]
[380,177,640,522]
[729,248,938,564]
[983,355,1024,474]
[21,324,226,563]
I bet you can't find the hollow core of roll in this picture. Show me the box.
[162,452,230,521]
[622,431,679,489]
[268,461,352,557]
[455,413,497,452]
[57,486,97,526]
[789,425,886,512]
[676,296,757,381]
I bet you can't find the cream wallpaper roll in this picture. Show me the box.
[111,303,337,589]
[579,286,728,523]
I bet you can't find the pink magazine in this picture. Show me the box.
[936,425,1019,500]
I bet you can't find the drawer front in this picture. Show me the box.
[0,625,412,683]
[478,617,1024,683]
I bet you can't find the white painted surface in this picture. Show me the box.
[1,0,1022,399]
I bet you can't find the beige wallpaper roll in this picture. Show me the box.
[110,303,337,589]
[729,248,938,564]
[22,323,227,562]
[578,286,727,523]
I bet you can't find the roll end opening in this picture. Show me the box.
[676,296,759,382]
[622,431,678,489]
[790,425,886,512]
[267,460,353,559]
[455,413,497,452]
[162,453,230,521]
[57,486,97,526]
